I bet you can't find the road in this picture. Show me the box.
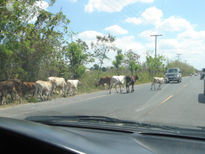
[1,75,205,127]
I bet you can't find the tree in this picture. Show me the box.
[93,64,99,70]
[101,67,107,72]
[112,49,124,75]
[124,49,140,64]
[0,0,70,81]
[64,41,90,79]
[145,55,166,76]
[91,34,116,78]
[124,49,141,75]
[129,61,141,75]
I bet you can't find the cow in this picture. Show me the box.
[67,80,81,96]
[22,82,36,97]
[0,79,22,105]
[125,75,139,93]
[35,80,56,101]
[151,77,165,90]
[109,75,125,94]
[96,76,111,89]
[48,77,67,96]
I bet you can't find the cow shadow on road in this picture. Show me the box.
[198,94,205,104]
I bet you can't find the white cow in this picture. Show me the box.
[109,75,125,94]
[48,77,67,96]
[150,77,165,90]
[67,80,80,96]
[35,80,55,100]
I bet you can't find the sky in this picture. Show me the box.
[39,0,205,69]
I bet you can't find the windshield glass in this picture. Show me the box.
[0,0,205,132]
[167,69,178,73]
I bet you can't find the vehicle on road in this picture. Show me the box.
[200,68,205,95]
[165,68,182,83]
[200,68,205,80]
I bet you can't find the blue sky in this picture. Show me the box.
[42,0,205,69]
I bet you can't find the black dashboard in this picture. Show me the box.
[1,117,205,154]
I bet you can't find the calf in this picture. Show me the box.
[109,75,125,94]
[67,80,81,96]
[96,76,111,89]
[0,79,22,105]
[22,82,36,97]
[48,77,67,96]
[151,77,165,90]
[35,80,55,101]
[125,75,139,93]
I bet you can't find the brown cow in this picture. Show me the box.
[96,76,111,89]
[0,79,22,105]
[22,82,36,97]
[125,75,139,93]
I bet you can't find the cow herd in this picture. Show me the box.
[97,75,165,93]
[0,77,80,105]
[0,74,164,105]
[96,75,139,94]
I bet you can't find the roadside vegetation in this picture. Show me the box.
[0,0,196,106]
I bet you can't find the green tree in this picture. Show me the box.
[112,49,124,75]
[129,61,141,75]
[91,34,116,78]
[0,0,70,81]
[124,49,141,75]
[124,49,140,64]
[93,64,99,70]
[64,41,90,79]
[145,55,166,76]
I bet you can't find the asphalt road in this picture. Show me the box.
[1,75,205,127]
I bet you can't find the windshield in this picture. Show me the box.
[1,0,205,133]
[167,69,178,73]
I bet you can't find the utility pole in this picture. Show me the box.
[176,53,181,61]
[150,34,162,58]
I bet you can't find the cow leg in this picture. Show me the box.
[126,84,129,93]
[131,84,134,92]
[151,82,154,90]
[158,83,161,90]
[119,84,122,93]
[109,84,112,94]
[128,85,130,93]
[115,84,118,93]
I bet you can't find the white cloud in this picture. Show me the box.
[78,30,103,42]
[177,29,205,40]
[125,7,163,26]
[157,16,192,32]
[85,0,154,13]
[68,0,77,2]
[139,30,158,40]
[114,36,144,52]
[125,17,142,25]
[126,7,193,32]
[141,7,163,25]
[104,25,128,35]
[27,0,49,23]
[35,0,49,10]
[159,39,179,50]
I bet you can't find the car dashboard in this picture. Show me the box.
[1,117,205,154]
